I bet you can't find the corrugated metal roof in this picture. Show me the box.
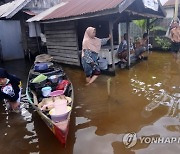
[164,0,180,7]
[0,0,31,19]
[42,0,125,21]
[27,1,67,22]
[27,0,165,22]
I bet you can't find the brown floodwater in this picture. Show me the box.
[0,52,180,154]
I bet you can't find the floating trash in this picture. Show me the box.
[159,89,165,93]
[173,93,180,98]
[149,88,155,91]
[139,82,145,85]
[154,82,162,87]
[145,93,168,111]
[76,117,91,126]
[160,101,172,107]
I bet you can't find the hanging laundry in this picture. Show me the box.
[28,22,41,37]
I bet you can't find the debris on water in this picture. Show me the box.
[131,79,135,82]
[160,101,172,107]
[139,82,145,85]
[76,117,91,126]
[159,89,165,93]
[173,93,180,98]
[154,82,162,87]
[75,106,82,109]
[146,97,151,100]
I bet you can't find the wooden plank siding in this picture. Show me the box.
[44,21,80,66]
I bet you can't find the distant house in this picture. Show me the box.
[154,0,180,30]
[0,0,62,61]
[150,0,180,49]
[164,0,180,18]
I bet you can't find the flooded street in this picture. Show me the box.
[0,52,180,154]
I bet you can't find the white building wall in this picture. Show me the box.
[165,8,174,18]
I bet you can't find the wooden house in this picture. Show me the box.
[28,0,166,73]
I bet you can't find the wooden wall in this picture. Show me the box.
[44,21,80,66]
[20,18,40,57]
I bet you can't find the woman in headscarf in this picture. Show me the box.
[82,27,111,85]
[0,68,21,111]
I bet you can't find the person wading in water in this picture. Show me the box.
[81,27,111,85]
[170,20,180,59]
[0,68,21,112]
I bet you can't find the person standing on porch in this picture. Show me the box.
[118,33,134,62]
[82,27,111,85]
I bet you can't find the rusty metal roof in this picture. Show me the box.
[0,0,31,18]
[164,0,180,7]
[42,0,125,21]
[27,0,166,22]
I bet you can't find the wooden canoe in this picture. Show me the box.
[26,63,74,146]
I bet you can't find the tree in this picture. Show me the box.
[133,19,147,33]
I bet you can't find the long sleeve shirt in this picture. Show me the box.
[0,75,21,102]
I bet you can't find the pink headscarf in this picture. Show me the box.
[82,27,101,55]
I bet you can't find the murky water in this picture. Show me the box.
[0,52,180,154]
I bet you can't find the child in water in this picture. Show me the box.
[0,68,21,112]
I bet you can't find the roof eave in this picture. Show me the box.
[6,0,31,18]
[40,0,136,24]
[0,0,31,19]
[36,0,166,24]
[40,7,119,24]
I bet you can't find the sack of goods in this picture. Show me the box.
[98,57,108,70]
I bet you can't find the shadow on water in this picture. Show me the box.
[0,52,180,154]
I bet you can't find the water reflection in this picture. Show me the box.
[0,94,39,153]
[133,117,180,154]
[130,72,180,117]
[73,126,124,154]
[70,52,180,154]
[76,117,91,126]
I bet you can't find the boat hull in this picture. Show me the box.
[26,64,74,146]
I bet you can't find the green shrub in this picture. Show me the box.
[155,36,171,50]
